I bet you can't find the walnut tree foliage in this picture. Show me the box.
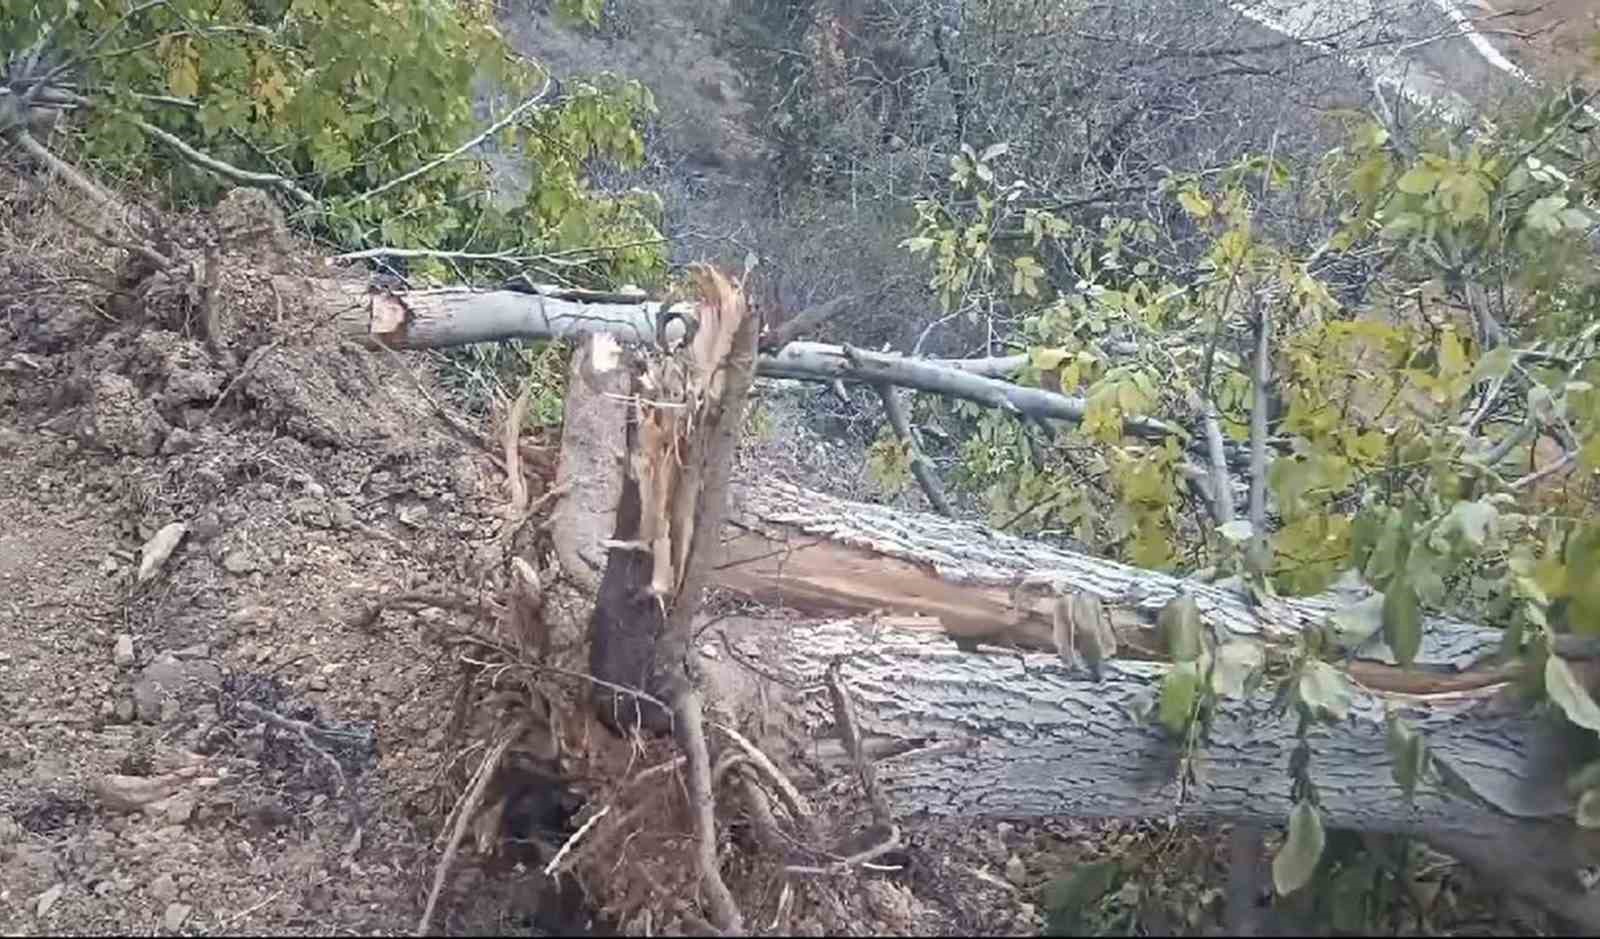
[899,77,1600,903]
[4,0,666,286]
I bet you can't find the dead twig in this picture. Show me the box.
[543,804,610,877]
[710,721,812,827]
[350,590,499,632]
[236,701,347,794]
[784,825,903,875]
[825,662,892,829]
[674,689,744,934]
[416,717,528,937]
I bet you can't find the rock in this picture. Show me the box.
[138,522,189,583]
[150,792,196,825]
[132,656,223,724]
[307,674,329,692]
[329,501,355,529]
[189,512,222,543]
[289,497,330,528]
[149,872,179,903]
[1005,854,1027,886]
[93,770,195,813]
[0,814,20,843]
[114,634,136,667]
[221,550,258,575]
[160,428,201,455]
[397,503,427,528]
[35,883,64,917]
[113,697,136,723]
[163,901,191,931]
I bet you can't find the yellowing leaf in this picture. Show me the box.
[1178,188,1213,220]
[167,40,200,99]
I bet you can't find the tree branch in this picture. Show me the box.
[874,382,953,516]
[355,73,552,204]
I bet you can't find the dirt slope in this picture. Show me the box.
[0,181,580,936]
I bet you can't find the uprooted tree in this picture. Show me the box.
[10,0,1600,932]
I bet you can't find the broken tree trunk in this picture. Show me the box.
[698,478,1600,924]
[584,266,758,736]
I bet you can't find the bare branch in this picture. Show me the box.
[356,73,552,204]
[874,382,954,516]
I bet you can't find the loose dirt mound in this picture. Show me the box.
[0,178,591,935]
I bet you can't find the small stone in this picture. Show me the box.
[161,428,200,455]
[163,901,192,931]
[329,501,355,529]
[304,481,326,499]
[1004,854,1027,886]
[94,879,115,897]
[221,551,257,575]
[155,792,196,825]
[150,872,179,903]
[114,634,136,667]
[307,674,328,692]
[35,883,64,917]
[397,504,427,528]
[113,697,136,723]
[189,512,222,543]
[101,557,121,576]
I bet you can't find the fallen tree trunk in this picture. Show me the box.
[697,480,1600,922]
[526,287,1600,924]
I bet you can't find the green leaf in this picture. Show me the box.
[1159,662,1202,734]
[1158,594,1204,662]
[1212,641,1263,698]
[1446,500,1498,552]
[1386,712,1427,804]
[1546,656,1600,733]
[1382,580,1423,668]
[1396,166,1441,195]
[1469,346,1517,385]
[1299,661,1353,721]
[1578,789,1600,830]
[1327,593,1384,652]
[1273,801,1327,896]
[1526,194,1569,235]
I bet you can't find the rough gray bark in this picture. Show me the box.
[705,480,1600,888]
[549,334,627,591]
[714,611,1600,923]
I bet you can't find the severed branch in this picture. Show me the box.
[873,382,953,516]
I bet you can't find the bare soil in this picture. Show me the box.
[0,179,585,936]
